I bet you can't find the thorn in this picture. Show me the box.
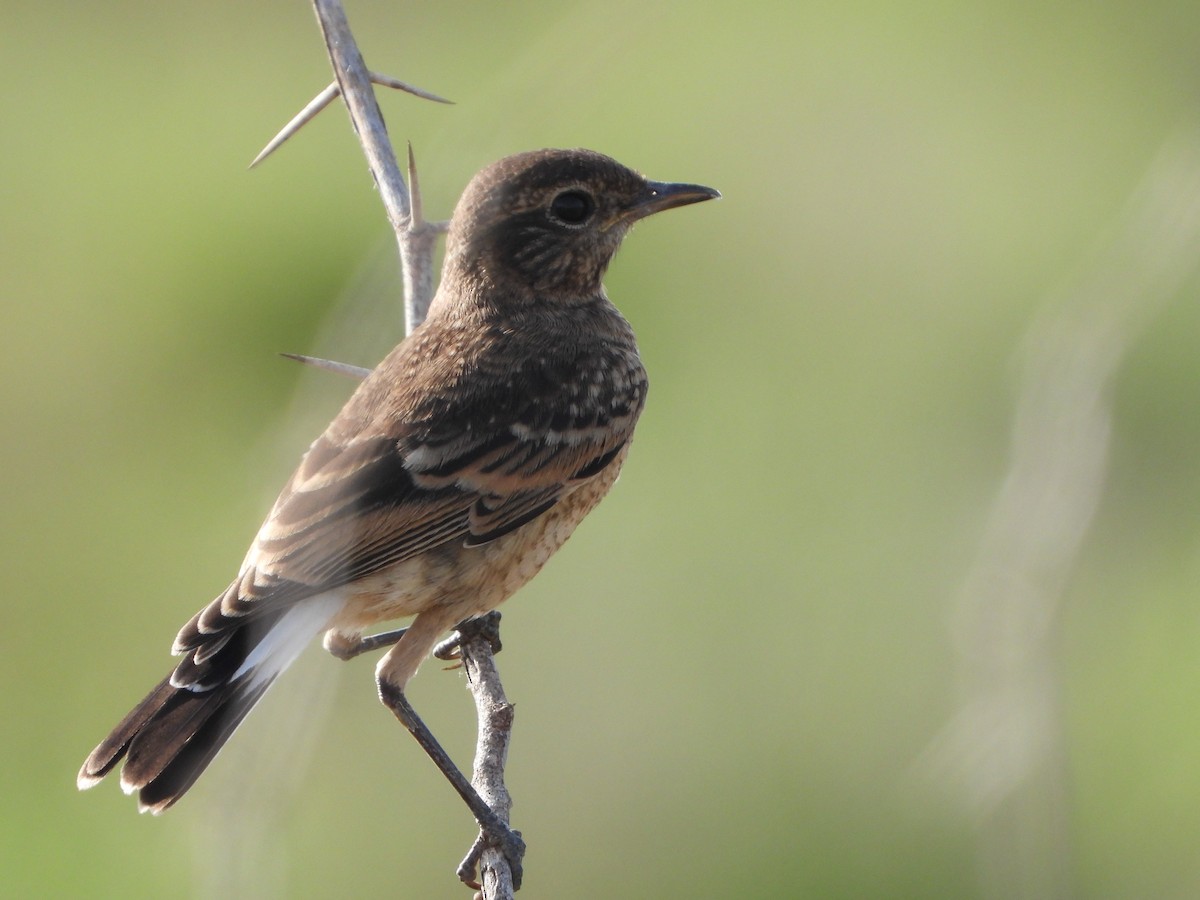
[408,148,450,234]
[280,353,371,380]
[250,74,448,169]
[407,142,424,227]
[369,71,453,105]
[250,82,340,169]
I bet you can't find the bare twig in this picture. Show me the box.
[310,1,409,231]
[454,614,520,898]
[309,0,440,330]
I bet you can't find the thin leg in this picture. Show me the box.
[377,678,525,888]
[325,627,409,661]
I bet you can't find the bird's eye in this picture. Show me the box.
[548,190,595,225]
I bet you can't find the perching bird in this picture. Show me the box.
[78,148,719,817]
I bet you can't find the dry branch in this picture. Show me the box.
[256,3,523,896]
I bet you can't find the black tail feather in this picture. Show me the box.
[77,676,175,786]
[80,593,329,811]
[135,679,273,812]
[78,674,276,813]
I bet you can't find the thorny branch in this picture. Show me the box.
[309,0,446,332]
[253,3,520,896]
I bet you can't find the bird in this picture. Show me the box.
[78,148,719,819]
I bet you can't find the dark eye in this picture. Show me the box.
[548,190,595,225]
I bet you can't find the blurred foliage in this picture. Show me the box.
[5,0,1200,897]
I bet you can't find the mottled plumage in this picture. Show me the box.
[79,148,718,813]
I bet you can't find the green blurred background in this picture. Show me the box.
[6,0,1200,897]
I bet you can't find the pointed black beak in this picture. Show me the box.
[630,180,721,220]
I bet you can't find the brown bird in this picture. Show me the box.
[78,149,718,826]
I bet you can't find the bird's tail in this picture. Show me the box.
[78,593,340,813]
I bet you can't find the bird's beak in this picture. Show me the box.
[629,180,721,221]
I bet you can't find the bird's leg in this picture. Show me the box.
[327,610,502,662]
[324,627,409,661]
[377,677,525,889]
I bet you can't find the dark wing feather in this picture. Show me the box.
[249,433,474,591]
[205,326,646,622]
[466,487,563,546]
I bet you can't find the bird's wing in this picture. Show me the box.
[226,343,645,597]
[171,338,644,682]
[252,432,471,589]
[169,430,471,679]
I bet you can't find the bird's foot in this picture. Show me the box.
[434,610,503,662]
[458,817,525,891]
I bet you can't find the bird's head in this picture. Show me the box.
[441,148,719,302]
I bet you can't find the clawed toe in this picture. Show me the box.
[458,820,525,891]
[435,611,504,661]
